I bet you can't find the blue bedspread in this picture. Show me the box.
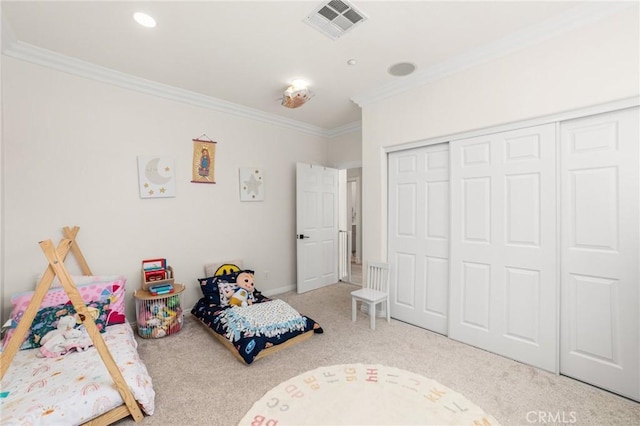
[191,294,322,364]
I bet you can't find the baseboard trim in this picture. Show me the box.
[262,285,296,297]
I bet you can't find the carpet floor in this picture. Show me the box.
[115,282,640,426]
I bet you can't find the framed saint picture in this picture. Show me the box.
[191,138,217,184]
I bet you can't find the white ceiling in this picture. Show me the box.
[2,1,611,133]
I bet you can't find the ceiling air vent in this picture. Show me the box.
[304,0,368,40]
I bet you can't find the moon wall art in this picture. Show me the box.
[137,156,176,198]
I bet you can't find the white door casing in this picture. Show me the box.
[296,163,339,293]
[559,107,639,401]
[388,144,450,334]
[449,124,558,372]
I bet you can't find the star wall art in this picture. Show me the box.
[239,168,264,201]
[137,156,176,198]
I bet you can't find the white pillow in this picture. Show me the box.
[203,259,243,278]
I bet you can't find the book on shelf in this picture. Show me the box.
[150,288,175,296]
[142,258,166,271]
[149,283,173,292]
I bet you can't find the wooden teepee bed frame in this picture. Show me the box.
[0,226,144,425]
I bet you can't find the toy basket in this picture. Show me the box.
[134,284,184,339]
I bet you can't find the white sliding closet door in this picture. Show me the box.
[449,124,557,372]
[388,144,449,334]
[559,107,639,401]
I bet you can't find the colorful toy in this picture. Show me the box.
[166,295,180,309]
[137,298,183,338]
[225,270,255,307]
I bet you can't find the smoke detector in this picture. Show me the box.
[304,0,367,40]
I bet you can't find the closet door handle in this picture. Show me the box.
[297,234,310,239]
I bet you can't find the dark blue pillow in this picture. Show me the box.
[198,273,237,303]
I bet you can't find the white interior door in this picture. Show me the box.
[388,144,449,334]
[449,124,557,372]
[559,107,639,401]
[296,163,338,293]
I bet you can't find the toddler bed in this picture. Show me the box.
[1,229,155,425]
[191,261,322,364]
[1,322,155,425]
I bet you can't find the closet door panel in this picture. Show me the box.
[462,177,491,243]
[450,124,557,372]
[505,173,540,247]
[395,253,416,307]
[461,261,491,330]
[560,107,639,401]
[504,267,540,344]
[424,256,448,317]
[388,144,449,334]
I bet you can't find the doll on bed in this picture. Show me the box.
[38,315,93,358]
[224,270,256,307]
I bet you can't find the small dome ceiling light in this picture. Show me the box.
[347,59,357,66]
[134,12,157,28]
[282,79,314,109]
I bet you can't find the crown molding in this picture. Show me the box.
[1,40,360,138]
[333,160,362,170]
[352,2,634,107]
[325,120,362,138]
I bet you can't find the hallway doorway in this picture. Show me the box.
[338,166,362,285]
[350,261,362,285]
[347,174,361,266]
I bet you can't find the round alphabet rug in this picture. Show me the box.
[240,363,500,425]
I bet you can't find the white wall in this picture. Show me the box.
[360,7,640,264]
[1,57,330,321]
[326,128,361,169]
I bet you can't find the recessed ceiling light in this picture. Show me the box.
[347,59,357,66]
[388,62,416,77]
[133,12,156,28]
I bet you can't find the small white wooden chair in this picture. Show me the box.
[351,261,390,330]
